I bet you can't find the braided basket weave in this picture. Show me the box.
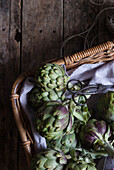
[11,40,114,169]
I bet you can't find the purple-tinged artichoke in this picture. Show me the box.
[34,63,69,92]
[31,148,67,170]
[35,102,73,140]
[79,119,114,156]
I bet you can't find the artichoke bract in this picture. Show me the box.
[65,147,106,170]
[47,133,77,154]
[34,63,69,92]
[28,86,65,109]
[79,119,114,156]
[35,102,73,140]
[70,147,108,162]
[31,148,67,170]
[65,160,96,170]
[69,96,91,124]
[94,92,114,122]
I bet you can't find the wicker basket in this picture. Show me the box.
[11,40,114,169]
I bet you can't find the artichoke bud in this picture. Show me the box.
[35,63,69,92]
[79,119,114,156]
[35,103,70,140]
[28,86,65,109]
[65,160,96,170]
[27,86,42,108]
[31,148,67,170]
[90,92,114,122]
[47,133,77,154]
[67,148,98,170]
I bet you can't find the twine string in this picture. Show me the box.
[60,0,114,57]
[84,7,114,49]
[89,0,107,7]
[60,30,89,58]
[90,32,106,48]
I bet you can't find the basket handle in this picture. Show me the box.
[11,73,32,169]
[53,40,114,69]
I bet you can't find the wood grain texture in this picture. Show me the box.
[0,0,114,169]
[21,0,63,72]
[0,0,20,169]
[97,0,114,44]
[63,0,99,57]
[20,0,64,169]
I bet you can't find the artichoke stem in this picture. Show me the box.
[103,142,114,157]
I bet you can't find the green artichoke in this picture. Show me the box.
[70,147,108,163]
[47,133,77,154]
[79,119,114,156]
[65,160,96,170]
[65,147,97,170]
[35,102,73,140]
[31,148,67,170]
[28,86,65,109]
[34,63,69,92]
[94,92,114,122]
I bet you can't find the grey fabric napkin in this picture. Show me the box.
[70,60,114,89]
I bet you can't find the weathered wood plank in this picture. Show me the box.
[20,0,63,169]
[63,0,99,58]
[98,0,114,44]
[0,0,20,169]
[21,0,63,73]
[0,0,113,170]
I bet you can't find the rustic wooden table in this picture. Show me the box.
[0,0,113,169]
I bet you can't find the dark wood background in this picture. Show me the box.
[0,0,114,169]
